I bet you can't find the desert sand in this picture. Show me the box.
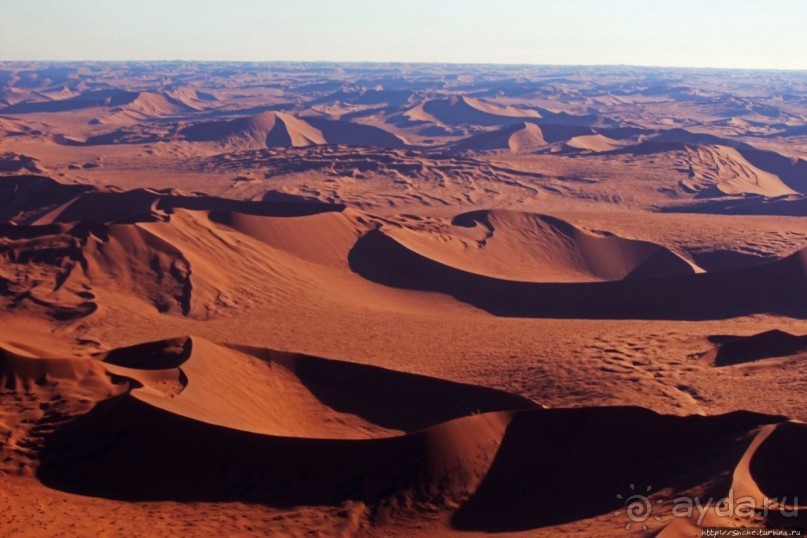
[0,62,805,537]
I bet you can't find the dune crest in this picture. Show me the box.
[383,209,699,283]
[180,111,406,149]
[5,337,800,534]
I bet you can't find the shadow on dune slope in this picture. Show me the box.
[4,336,797,531]
[348,228,807,320]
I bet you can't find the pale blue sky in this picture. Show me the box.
[2,0,806,69]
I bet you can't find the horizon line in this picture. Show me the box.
[1,59,806,73]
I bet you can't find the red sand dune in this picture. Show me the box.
[348,227,806,319]
[383,209,699,283]
[450,122,548,151]
[2,177,804,323]
[698,329,807,366]
[2,336,801,535]
[180,111,406,149]
[406,95,541,126]
[1,337,800,534]
[2,89,197,117]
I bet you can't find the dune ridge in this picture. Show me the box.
[349,229,807,319]
[2,336,800,533]
[180,111,406,149]
[384,209,699,283]
[406,95,541,126]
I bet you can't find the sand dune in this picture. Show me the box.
[180,111,405,149]
[680,145,798,198]
[602,128,807,202]
[97,336,537,438]
[0,117,31,135]
[305,116,407,147]
[564,133,622,153]
[450,122,547,152]
[666,194,807,216]
[349,230,806,319]
[406,95,540,126]
[625,129,807,195]
[1,89,196,117]
[161,86,218,108]
[0,175,93,223]
[2,335,799,534]
[382,209,699,283]
[449,122,601,153]
[0,176,351,320]
[452,408,799,532]
[0,218,194,319]
[6,337,796,533]
[0,175,342,225]
[3,177,804,323]
[699,330,807,366]
[181,111,326,148]
[0,152,43,173]
[31,336,534,506]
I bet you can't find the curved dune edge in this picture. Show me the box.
[349,229,807,319]
[406,95,540,126]
[96,335,538,439]
[384,209,700,283]
[2,175,805,322]
[179,111,406,149]
[698,330,807,366]
[1,337,803,532]
[449,122,548,152]
[657,421,805,536]
[1,89,197,117]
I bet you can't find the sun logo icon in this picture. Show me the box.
[615,483,664,531]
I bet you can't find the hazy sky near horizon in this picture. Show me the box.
[2,0,806,69]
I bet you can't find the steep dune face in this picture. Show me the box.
[180,112,406,149]
[122,91,198,116]
[0,175,93,224]
[33,336,533,507]
[305,117,407,147]
[737,146,807,195]
[208,209,363,266]
[564,133,622,153]
[749,421,807,503]
[383,210,698,283]
[407,95,540,126]
[349,231,807,319]
[1,89,195,117]
[3,176,805,323]
[621,129,807,197]
[161,86,218,108]
[452,408,794,532]
[450,122,547,152]
[0,177,351,321]
[0,117,31,135]
[96,336,537,439]
[681,145,799,198]
[0,344,127,476]
[666,195,807,216]
[0,219,196,319]
[12,334,795,534]
[180,111,326,149]
[699,330,807,366]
